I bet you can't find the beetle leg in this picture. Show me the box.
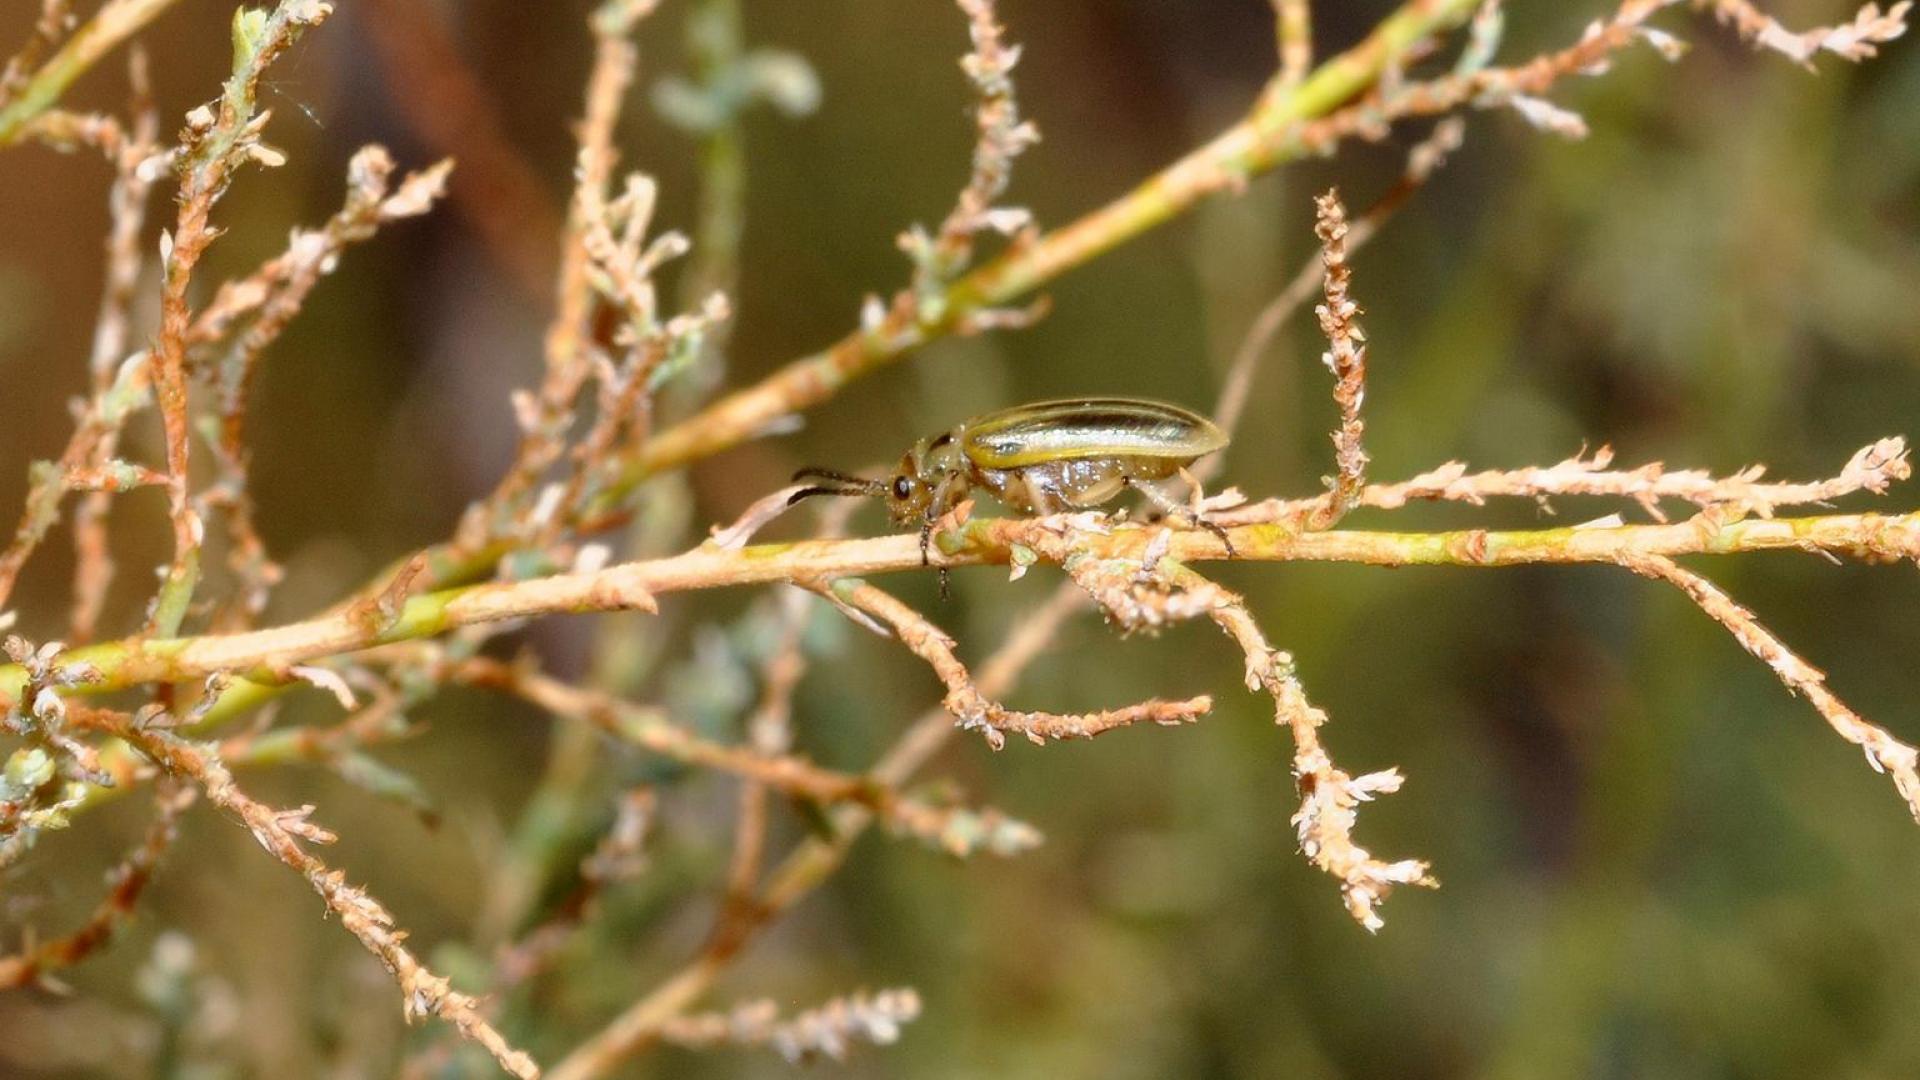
[1129,478,1237,558]
[1059,472,1125,509]
[1203,519,1238,557]
[924,522,952,599]
[921,502,952,601]
[1021,471,1064,515]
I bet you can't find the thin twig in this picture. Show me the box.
[0,58,161,617]
[1156,563,1433,930]
[716,588,809,941]
[1288,0,1908,152]
[1207,118,1463,460]
[199,148,452,622]
[0,781,191,988]
[1306,189,1370,529]
[915,0,1038,290]
[546,586,1085,1080]
[1624,554,1920,821]
[1703,0,1910,64]
[828,579,1211,750]
[1222,437,1912,526]
[70,48,159,642]
[453,655,882,809]
[96,709,540,1078]
[0,1,76,114]
[222,0,1911,626]
[5,1,1916,1073]
[447,649,1031,857]
[145,0,335,635]
[622,0,1909,490]
[1272,0,1313,89]
[473,0,660,547]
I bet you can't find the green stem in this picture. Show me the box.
[7,507,1916,706]
[0,0,181,147]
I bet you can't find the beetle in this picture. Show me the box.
[789,397,1233,575]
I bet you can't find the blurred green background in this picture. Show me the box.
[4,1,1920,1076]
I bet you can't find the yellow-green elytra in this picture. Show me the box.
[790,397,1229,568]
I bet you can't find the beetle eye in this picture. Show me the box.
[891,476,913,500]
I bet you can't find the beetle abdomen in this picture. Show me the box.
[961,398,1227,469]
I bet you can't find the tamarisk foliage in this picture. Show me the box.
[0,1,1914,1076]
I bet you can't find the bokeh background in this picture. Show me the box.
[4,1,1920,1076]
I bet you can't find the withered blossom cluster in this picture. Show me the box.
[0,0,1914,1077]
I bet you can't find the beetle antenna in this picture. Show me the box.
[790,468,887,503]
[788,485,860,506]
[792,467,875,487]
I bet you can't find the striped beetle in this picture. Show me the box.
[790,397,1233,578]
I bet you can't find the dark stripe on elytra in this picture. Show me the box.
[985,410,1188,436]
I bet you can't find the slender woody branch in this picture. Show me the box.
[547,586,1088,1079]
[1307,189,1370,529]
[1145,562,1432,930]
[828,578,1211,749]
[92,710,539,1078]
[447,652,1028,855]
[1624,554,1920,822]
[1272,0,1314,89]
[0,781,191,988]
[1228,437,1913,526]
[7,499,1920,707]
[146,1,334,635]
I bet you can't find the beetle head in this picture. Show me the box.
[882,454,935,526]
